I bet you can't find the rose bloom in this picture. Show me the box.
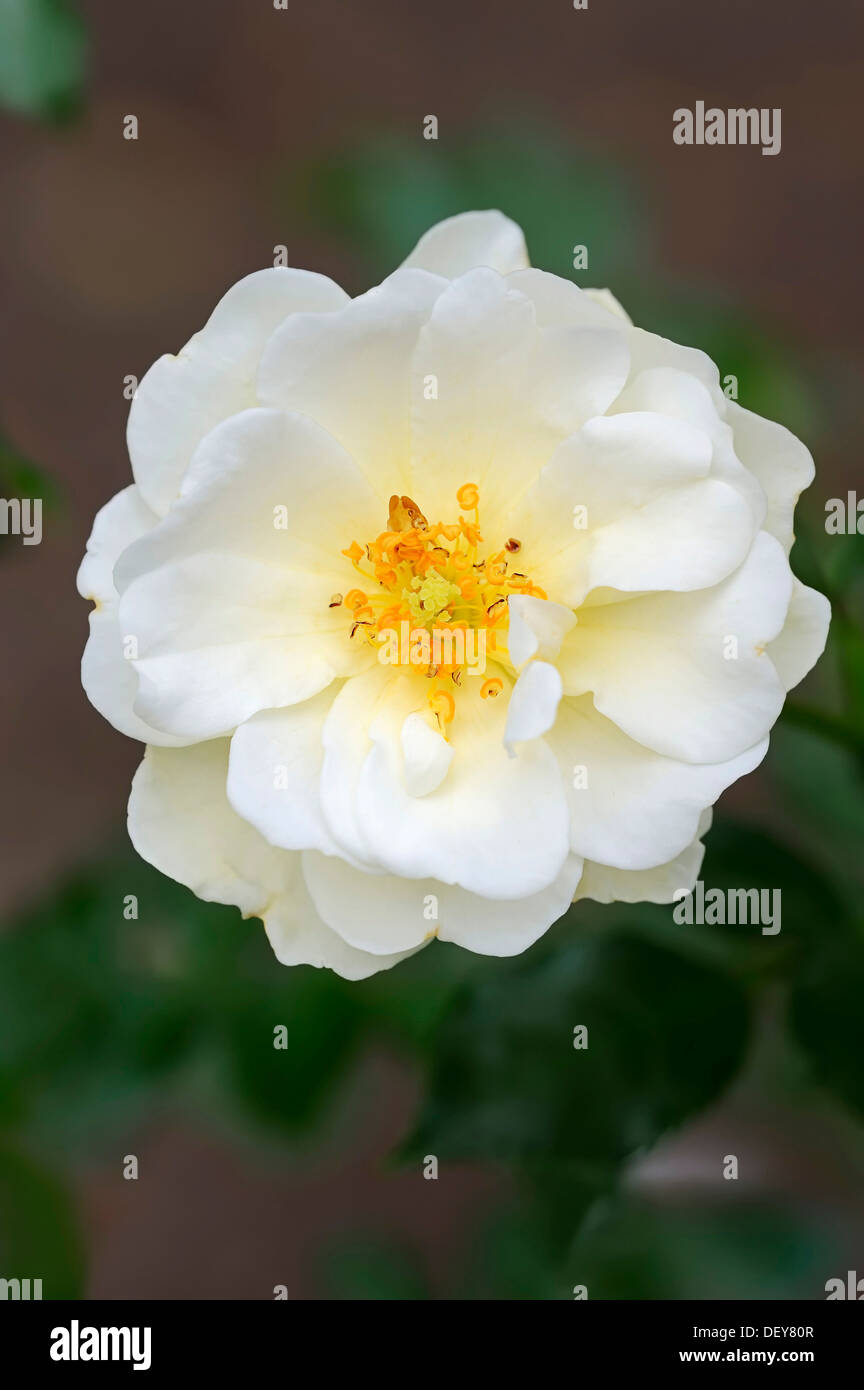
[79,211,830,979]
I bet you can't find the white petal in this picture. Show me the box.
[81,606,188,747]
[320,667,571,898]
[300,848,584,958]
[624,328,725,407]
[301,850,432,955]
[583,287,632,324]
[575,812,712,905]
[400,712,454,797]
[128,268,349,516]
[129,741,413,979]
[506,268,629,331]
[558,532,792,763]
[118,407,381,583]
[504,661,563,749]
[516,411,750,606]
[264,902,417,981]
[549,695,767,870]
[257,268,447,495]
[437,853,584,955]
[77,485,158,603]
[129,739,290,914]
[408,268,630,530]
[115,409,380,739]
[78,485,186,745]
[609,367,766,533]
[227,690,344,857]
[401,210,529,278]
[767,578,831,691]
[726,400,815,553]
[586,476,754,595]
[507,594,577,669]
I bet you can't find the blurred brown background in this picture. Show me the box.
[0,0,861,1297]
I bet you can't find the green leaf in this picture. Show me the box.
[220,973,363,1134]
[0,1145,85,1297]
[403,930,750,1173]
[0,0,86,121]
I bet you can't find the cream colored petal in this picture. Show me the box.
[575,811,712,904]
[128,268,349,517]
[129,740,415,979]
[402,210,529,277]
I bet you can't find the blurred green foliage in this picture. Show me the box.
[0,0,86,122]
[2,128,864,1298]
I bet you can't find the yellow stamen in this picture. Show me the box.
[428,688,455,724]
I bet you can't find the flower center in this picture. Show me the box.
[335,485,546,727]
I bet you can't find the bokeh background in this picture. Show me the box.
[1,0,863,1299]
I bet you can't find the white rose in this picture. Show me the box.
[78,211,830,979]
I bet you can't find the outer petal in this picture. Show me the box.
[128,741,414,980]
[115,409,380,739]
[558,532,793,764]
[583,287,632,324]
[506,268,629,331]
[623,328,726,407]
[77,485,158,604]
[549,695,767,870]
[401,210,529,278]
[128,268,349,517]
[77,485,187,746]
[575,812,712,905]
[257,268,447,496]
[301,848,583,958]
[767,578,831,691]
[727,400,816,553]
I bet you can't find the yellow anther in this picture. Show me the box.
[428,688,455,724]
[456,483,479,510]
[481,678,503,700]
[344,589,368,612]
[342,541,364,563]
